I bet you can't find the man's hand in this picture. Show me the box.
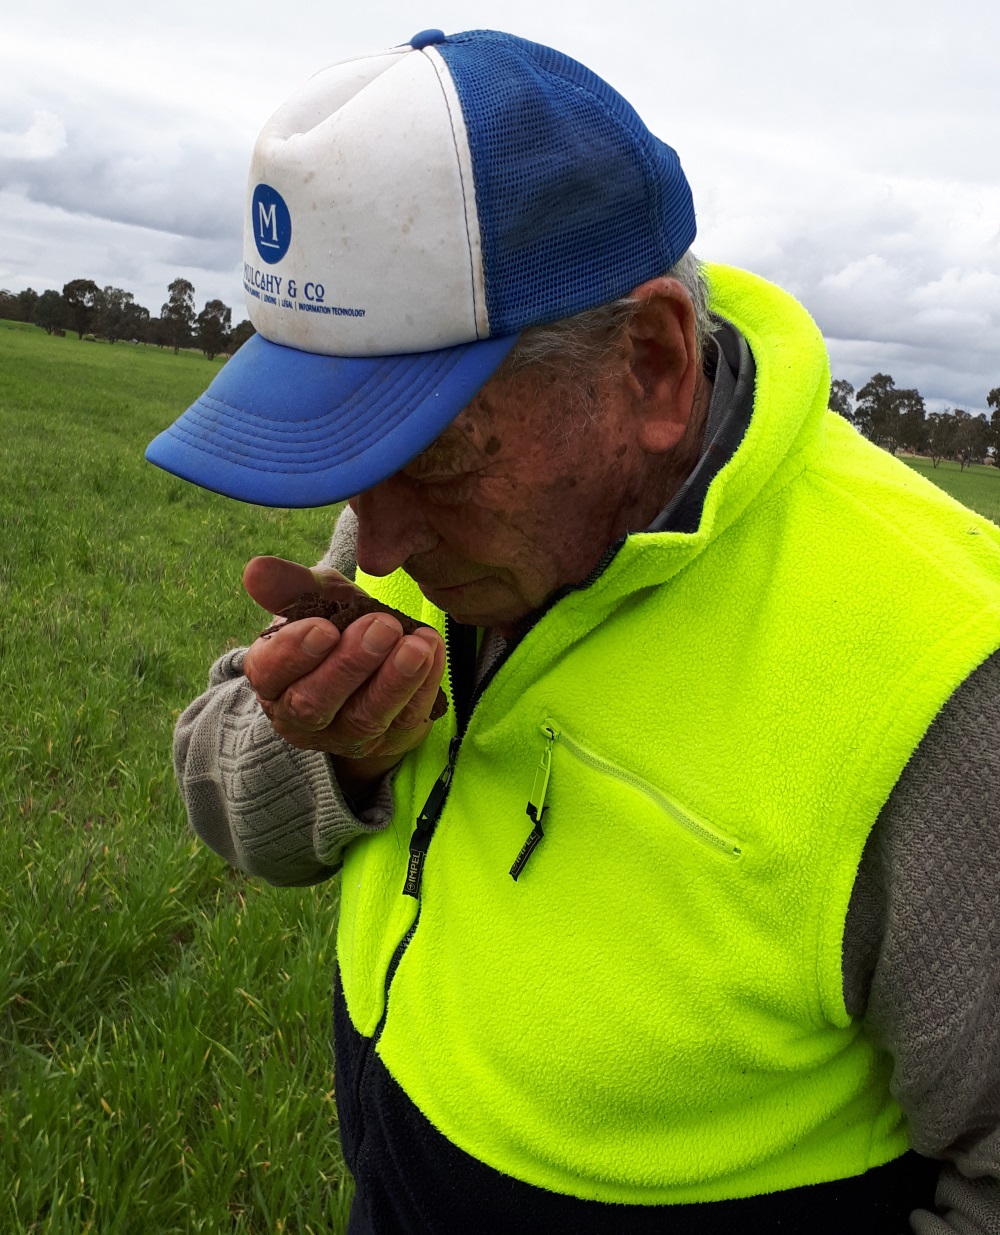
[241,556,446,796]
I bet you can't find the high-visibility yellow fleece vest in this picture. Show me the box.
[338,263,1000,1204]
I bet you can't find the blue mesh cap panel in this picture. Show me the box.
[436,31,697,336]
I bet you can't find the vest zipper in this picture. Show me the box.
[354,620,482,1154]
[403,735,460,897]
[399,617,480,899]
[512,721,742,876]
[510,724,555,879]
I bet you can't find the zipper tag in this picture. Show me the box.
[526,726,555,824]
[403,845,427,899]
[510,822,543,881]
[403,736,461,899]
[511,726,556,881]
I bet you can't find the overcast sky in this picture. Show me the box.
[2,0,998,413]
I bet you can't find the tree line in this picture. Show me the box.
[0,278,255,360]
[3,282,999,455]
[827,375,1000,470]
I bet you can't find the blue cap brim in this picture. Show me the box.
[145,331,520,508]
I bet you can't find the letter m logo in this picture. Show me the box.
[251,184,291,264]
[258,201,278,245]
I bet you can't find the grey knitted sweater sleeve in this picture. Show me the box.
[843,648,1000,1234]
[173,511,394,886]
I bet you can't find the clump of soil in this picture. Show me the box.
[259,592,448,720]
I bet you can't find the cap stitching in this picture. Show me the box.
[422,49,483,340]
[194,357,461,438]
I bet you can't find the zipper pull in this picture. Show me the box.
[403,736,461,899]
[526,726,555,824]
[511,726,555,881]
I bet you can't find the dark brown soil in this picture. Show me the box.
[259,593,448,720]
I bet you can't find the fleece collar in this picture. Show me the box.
[647,314,756,534]
[564,265,830,616]
[485,265,825,659]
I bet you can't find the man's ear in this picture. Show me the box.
[624,277,700,455]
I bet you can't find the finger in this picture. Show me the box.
[277,611,405,731]
[244,617,341,701]
[243,556,317,614]
[243,555,361,615]
[386,629,448,731]
[335,628,444,740]
[310,565,368,600]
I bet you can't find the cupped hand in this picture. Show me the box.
[241,556,446,779]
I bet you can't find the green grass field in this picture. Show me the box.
[898,455,1000,525]
[4,322,1000,1233]
[1,321,352,1233]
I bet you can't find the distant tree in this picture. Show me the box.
[896,388,928,455]
[196,298,232,360]
[145,316,172,348]
[970,413,991,467]
[0,289,22,321]
[0,288,40,322]
[131,303,151,343]
[93,286,149,344]
[952,410,990,471]
[926,411,958,468]
[17,288,39,323]
[228,319,256,353]
[33,289,65,334]
[854,373,927,455]
[855,373,901,452]
[829,378,855,422]
[161,278,196,354]
[93,286,127,343]
[987,389,1000,463]
[62,279,102,338]
[952,410,972,469]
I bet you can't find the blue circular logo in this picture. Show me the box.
[251,184,291,265]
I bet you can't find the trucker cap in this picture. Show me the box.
[145,28,696,508]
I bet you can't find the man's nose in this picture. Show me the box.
[350,477,438,577]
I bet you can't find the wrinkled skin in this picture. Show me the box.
[242,557,447,798]
[242,277,709,795]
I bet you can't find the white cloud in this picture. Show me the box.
[0,110,66,160]
[0,190,245,322]
[0,0,998,410]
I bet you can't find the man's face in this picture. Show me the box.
[349,357,679,635]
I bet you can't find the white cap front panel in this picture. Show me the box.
[242,47,487,356]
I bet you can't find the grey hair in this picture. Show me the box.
[500,251,712,385]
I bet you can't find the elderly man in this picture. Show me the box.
[148,29,1000,1235]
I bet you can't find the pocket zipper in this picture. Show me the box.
[512,721,743,879]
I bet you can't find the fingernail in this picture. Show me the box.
[395,641,429,677]
[302,624,337,656]
[413,626,441,649]
[362,618,398,654]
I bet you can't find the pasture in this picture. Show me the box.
[899,455,1000,526]
[3,321,1000,1233]
[1,322,351,1233]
